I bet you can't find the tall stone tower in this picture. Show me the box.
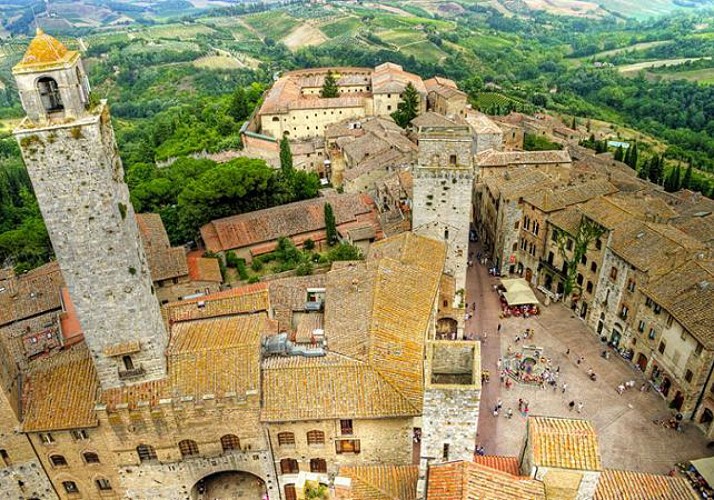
[412,122,473,307]
[12,30,167,390]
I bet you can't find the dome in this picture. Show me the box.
[15,29,73,69]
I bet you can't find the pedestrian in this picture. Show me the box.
[483,332,488,343]
[496,398,503,410]
[497,323,502,333]
[515,335,521,344]
[493,406,499,417]
[505,378,512,390]
[566,348,571,356]
[617,384,625,395]
[568,400,575,411]
[577,356,583,366]
[556,365,560,374]
[577,401,584,413]
[640,383,647,392]
[561,382,568,394]
[506,408,513,419]
[496,357,502,369]
[518,398,524,412]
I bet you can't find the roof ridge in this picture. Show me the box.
[349,465,410,500]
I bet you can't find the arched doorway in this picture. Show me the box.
[661,377,672,397]
[671,391,684,411]
[191,471,267,500]
[436,318,458,340]
[610,327,622,348]
[700,408,714,427]
[525,268,533,283]
[636,353,648,372]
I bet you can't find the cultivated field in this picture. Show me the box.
[658,67,714,84]
[193,54,244,69]
[618,57,713,75]
[282,24,327,51]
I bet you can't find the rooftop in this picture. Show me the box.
[0,261,65,327]
[338,464,418,500]
[477,149,572,167]
[13,29,79,73]
[528,416,602,471]
[594,469,697,500]
[427,461,545,500]
[136,213,189,282]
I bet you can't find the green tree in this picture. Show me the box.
[320,70,339,98]
[637,156,650,180]
[682,163,693,190]
[327,242,363,262]
[228,86,250,123]
[324,202,338,245]
[613,146,624,162]
[648,154,665,185]
[279,136,294,179]
[391,82,420,128]
[554,217,605,300]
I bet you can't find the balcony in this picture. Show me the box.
[539,258,566,277]
[118,366,145,380]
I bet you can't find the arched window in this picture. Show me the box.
[306,430,325,445]
[277,432,295,446]
[49,454,67,467]
[62,481,79,493]
[310,458,327,473]
[83,451,100,464]
[37,77,63,113]
[136,444,157,462]
[178,439,199,457]
[95,478,112,491]
[220,434,240,452]
[280,458,299,474]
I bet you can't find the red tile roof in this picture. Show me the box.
[473,455,522,476]
[427,461,545,500]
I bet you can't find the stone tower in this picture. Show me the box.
[12,30,167,390]
[412,122,473,307]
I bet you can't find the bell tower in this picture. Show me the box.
[12,31,167,390]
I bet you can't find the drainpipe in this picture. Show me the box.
[691,355,714,422]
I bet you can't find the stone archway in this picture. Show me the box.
[436,318,458,340]
[192,471,267,500]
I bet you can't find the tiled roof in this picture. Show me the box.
[473,455,522,476]
[339,464,418,500]
[528,416,602,471]
[427,461,545,500]
[547,206,583,236]
[424,76,458,92]
[672,212,714,245]
[268,275,328,332]
[595,469,697,500]
[577,197,632,230]
[136,213,189,282]
[261,353,416,421]
[23,345,99,431]
[294,312,324,343]
[372,62,426,95]
[465,110,502,135]
[200,193,376,253]
[186,256,222,283]
[13,29,78,72]
[0,261,64,326]
[641,260,714,349]
[484,170,553,202]
[412,111,462,129]
[165,283,269,323]
[523,179,618,213]
[477,150,571,167]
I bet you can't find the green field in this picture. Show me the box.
[378,28,426,46]
[658,67,714,84]
[320,17,363,38]
[400,40,448,64]
[595,0,711,19]
[243,11,300,41]
[137,23,216,40]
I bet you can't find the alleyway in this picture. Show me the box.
[465,242,711,474]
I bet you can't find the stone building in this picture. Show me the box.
[424,77,468,118]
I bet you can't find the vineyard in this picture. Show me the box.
[473,92,535,114]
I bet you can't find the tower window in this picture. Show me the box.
[442,443,449,460]
[50,455,68,467]
[221,434,241,452]
[444,228,449,240]
[95,478,112,491]
[63,481,79,494]
[122,355,134,371]
[449,154,457,165]
[0,449,10,466]
[136,444,157,462]
[178,439,199,457]
[37,77,64,113]
[83,452,100,464]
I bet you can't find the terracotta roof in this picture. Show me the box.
[58,287,83,346]
[641,260,714,349]
[527,416,602,471]
[372,62,426,95]
[547,206,583,236]
[339,464,418,500]
[136,213,189,282]
[595,469,697,500]
[484,170,553,202]
[473,455,522,476]
[477,150,571,167]
[13,29,78,73]
[0,261,64,326]
[200,193,377,253]
[23,345,99,431]
[424,76,458,92]
[465,110,502,134]
[268,275,328,332]
[671,212,714,245]
[294,312,324,343]
[523,179,618,213]
[412,111,462,129]
[186,256,222,283]
[427,461,546,500]
[165,283,269,323]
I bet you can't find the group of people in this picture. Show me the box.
[492,398,530,419]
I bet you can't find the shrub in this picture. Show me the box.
[248,276,260,284]
[251,259,263,272]
[303,238,315,251]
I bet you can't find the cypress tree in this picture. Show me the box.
[637,157,650,180]
[320,70,339,98]
[623,144,631,166]
[279,136,293,178]
[614,145,624,162]
[627,142,639,170]
[391,82,420,128]
[324,203,337,245]
[682,163,693,190]
[228,86,250,122]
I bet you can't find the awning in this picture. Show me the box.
[691,457,714,487]
[501,278,539,306]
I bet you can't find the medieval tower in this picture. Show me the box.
[412,122,474,314]
[12,30,167,390]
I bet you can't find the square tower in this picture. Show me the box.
[12,31,167,390]
[412,123,474,308]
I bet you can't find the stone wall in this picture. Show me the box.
[15,104,168,390]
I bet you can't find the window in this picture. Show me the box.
[685,370,694,383]
[595,239,602,250]
[83,452,100,464]
[586,281,593,294]
[551,231,558,242]
[285,484,297,500]
[645,297,654,308]
[512,242,517,252]
[449,154,457,166]
[280,458,299,474]
[278,432,296,446]
[0,449,10,467]
[627,280,636,293]
[340,420,353,436]
[95,478,112,491]
[37,77,64,113]
[62,481,78,494]
[566,239,573,251]
[50,455,67,467]
[667,315,675,328]
[590,262,597,273]
[534,222,539,235]
[310,458,327,473]
[658,341,666,354]
[653,303,662,315]
[547,251,554,265]
[442,443,449,460]
[444,228,449,240]
[649,328,656,340]
[514,221,519,230]
[122,355,134,371]
[638,321,645,333]
[610,267,618,280]
[620,305,628,320]
[576,273,584,286]
[695,343,704,356]
[581,255,587,265]
[335,439,360,454]
[178,439,199,457]
[221,434,241,452]
[136,444,157,462]
[307,430,325,446]
[71,429,89,441]
[40,433,55,444]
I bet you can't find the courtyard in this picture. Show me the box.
[467,248,712,475]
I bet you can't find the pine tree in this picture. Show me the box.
[648,154,664,185]
[228,86,249,122]
[614,145,624,162]
[324,203,337,245]
[571,116,577,130]
[623,144,631,166]
[630,142,639,170]
[682,163,693,190]
[391,82,420,128]
[637,157,650,180]
[279,136,293,178]
[320,70,339,98]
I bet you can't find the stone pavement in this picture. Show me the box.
[465,243,712,475]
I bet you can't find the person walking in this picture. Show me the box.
[568,400,575,411]
[561,382,568,394]
[496,357,502,369]
[506,408,513,419]
[577,401,584,413]
[496,398,503,411]
[497,323,502,333]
